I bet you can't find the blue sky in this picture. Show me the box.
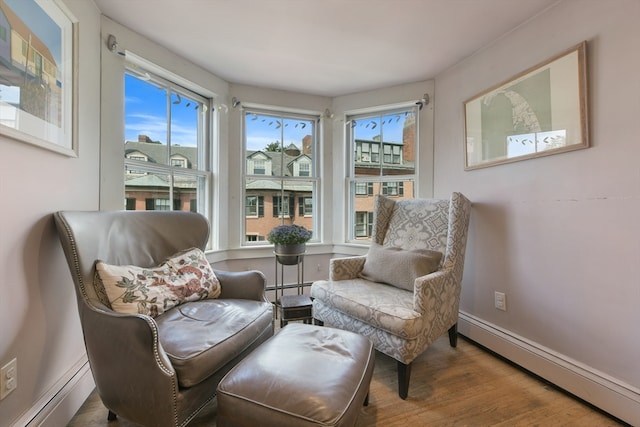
[350,112,406,143]
[245,113,315,152]
[245,110,409,152]
[5,0,61,65]
[125,74,199,146]
[125,72,411,149]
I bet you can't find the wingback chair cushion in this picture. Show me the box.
[360,243,443,291]
[96,247,221,317]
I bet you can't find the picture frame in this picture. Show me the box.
[0,0,77,157]
[464,41,589,170]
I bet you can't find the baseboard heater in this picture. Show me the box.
[458,311,639,426]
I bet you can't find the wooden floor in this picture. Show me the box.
[68,332,625,427]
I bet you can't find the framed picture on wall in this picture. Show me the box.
[464,41,589,170]
[0,0,77,156]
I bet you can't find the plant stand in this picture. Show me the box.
[278,294,313,328]
[274,250,311,326]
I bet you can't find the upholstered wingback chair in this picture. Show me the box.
[54,211,274,427]
[311,192,471,399]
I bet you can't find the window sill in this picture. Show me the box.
[207,243,368,260]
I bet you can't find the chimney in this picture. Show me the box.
[402,114,416,161]
[302,135,312,155]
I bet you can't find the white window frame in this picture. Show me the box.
[170,156,187,168]
[242,106,320,246]
[253,159,266,175]
[123,62,213,221]
[245,195,259,217]
[298,161,310,177]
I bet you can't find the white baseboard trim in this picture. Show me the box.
[458,311,639,426]
[13,356,95,427]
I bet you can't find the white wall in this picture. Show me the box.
[434,0,639,423]
[2,0,638,425]
[0,1,101,425]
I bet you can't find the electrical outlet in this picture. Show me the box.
[494,291,507,311]
[1,358,17,399]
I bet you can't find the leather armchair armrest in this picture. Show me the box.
[215,269,268,301]
[81,305,179,415]
[329,256,366,281]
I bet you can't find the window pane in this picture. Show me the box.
[245,112,315,178]
[125,169,170,210]
[246,195,258,217]
[243,178,315,243]
[348,106,418,241]
[352,180,375,241]
[243,109,318,245]
[380,180,414,198]
[154,198,171,211]
[245,113,284,176]
[301,197,313,216]
[352,110,416,177]
[123,65,211,239]
[124,73,168,160]
[170,91,202,170]
[284,180,314,230]
[355,211,373,239]
[353,115,381,177]
[244,178,280,243]
[173,173,203,212]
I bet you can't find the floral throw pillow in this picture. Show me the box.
[96,248,221,317]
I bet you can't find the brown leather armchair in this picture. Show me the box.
[54,210,274,427]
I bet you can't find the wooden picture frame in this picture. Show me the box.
[0,0,77,156]
[464,41,589,170]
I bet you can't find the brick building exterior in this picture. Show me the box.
[124,111,416,242]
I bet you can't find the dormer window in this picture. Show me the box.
[298,162,310,177]
[247,152,271,175]
[126,153,148,175]
[171,158,186,168]
[253,159,265,175]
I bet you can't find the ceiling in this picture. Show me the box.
[94,0,559,97]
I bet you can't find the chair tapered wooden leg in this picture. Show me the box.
[448,323,458,347]
[397,361,412,400]
[364,391,370,406]
[107,410,117,421]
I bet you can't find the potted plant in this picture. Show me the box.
[267,224,312,265]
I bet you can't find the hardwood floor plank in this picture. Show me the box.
[67,332,625,427]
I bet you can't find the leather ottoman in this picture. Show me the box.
[216,323,375,427]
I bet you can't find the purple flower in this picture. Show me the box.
[267,224,312,245]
